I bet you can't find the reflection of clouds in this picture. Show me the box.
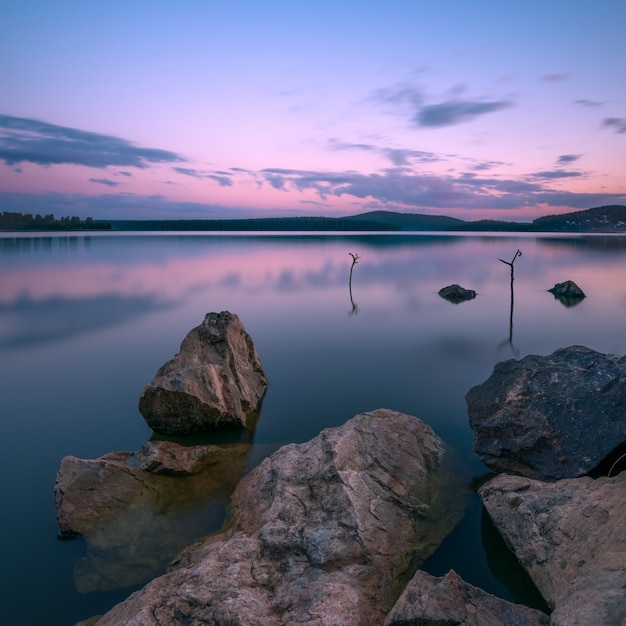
[0,293,173,349]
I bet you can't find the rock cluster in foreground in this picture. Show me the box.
[139,311,268,434]
[94,409,470,625]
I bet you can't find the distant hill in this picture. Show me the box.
[2,205,626,232]
[339,210,466,231]
[531,205,626,232]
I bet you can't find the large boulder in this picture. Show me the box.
[466,345,626,480]
[95,409,469,625]
[384,569,549,626]
[55,440,251,592]
[480,472,626,626]
[139,311,269,434]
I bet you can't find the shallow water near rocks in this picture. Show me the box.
[2,230,625,624]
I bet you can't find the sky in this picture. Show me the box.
[1,0,625,223]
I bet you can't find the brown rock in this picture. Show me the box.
[54,440,251,592]
[96,409,470,625]
[384,569,549,626]
[480,472,626,626]
[138,311,268,434]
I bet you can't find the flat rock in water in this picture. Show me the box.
[54,440,251,592]
[95,409,470,626]
[139,311,269,434]
[384,569,549,626]
[480,472,626,626]
[466,345,626,480]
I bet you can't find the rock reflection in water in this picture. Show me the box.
[55,440,252,593]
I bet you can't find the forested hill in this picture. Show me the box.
[531,205,626,232]
[2,205,626,232]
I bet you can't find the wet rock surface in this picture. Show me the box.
[95,409,469,625]
[466,345,626,480]
[55,440,251,592]
[480,471,626,626]
[139,311,268,434]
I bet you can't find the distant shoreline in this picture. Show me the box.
[2,205,626,233]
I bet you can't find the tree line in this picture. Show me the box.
[0,211,111,231]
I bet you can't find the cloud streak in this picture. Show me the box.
[416,99,512,127]
[0,115,186,168]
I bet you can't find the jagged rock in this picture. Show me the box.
[139,311,269,434]
[54,440,251,592]
[95,409,469,625]
[480,472,626,626]
[466,345,626,480]
[384,569,549,626]
[548,280,585,306]
[439,283,477,303]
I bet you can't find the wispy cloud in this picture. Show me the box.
[556,154,583,165]
[173,166,233,186]
[530,170,583,180]
[602,117,626,134]
[89,178,122,187]
[541,73,570,83]
[0,115,186,168]
[574,99,603,107]
[256,166,625,212]
[416,99,512,127]
[328,140,442,166]
[371,83,513,129]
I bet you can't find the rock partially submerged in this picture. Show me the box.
[139,311,269,434]
[55,440,251,592]
[466,345,626,480]
[548,280,585,306]
[95,409,469,625]
[439,283,477,303]
[384,569,549,626]
[480,472,626,626]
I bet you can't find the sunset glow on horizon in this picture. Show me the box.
[1,1,625,223]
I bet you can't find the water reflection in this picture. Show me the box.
[59,440,253,593]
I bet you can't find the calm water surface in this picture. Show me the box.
[2,231,626,625]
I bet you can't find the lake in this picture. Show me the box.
[2,231,626,625]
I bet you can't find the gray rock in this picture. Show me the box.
[96,409,469,626]
[384,569,549,626]
[54,440,251,592]
[548,280,585,306]
[439,283,477,303]
[480,472,626,626]
[466,345,626,480]
[139,311,269,434]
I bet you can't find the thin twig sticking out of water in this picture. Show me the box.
[348,252,360,315]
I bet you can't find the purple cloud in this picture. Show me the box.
[415,99,512,127]
[556,154,583,165]
[0,115,186,168]
[603,117,626,134]
[89,178,122,187]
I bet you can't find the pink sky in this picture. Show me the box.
[1,1,625,223]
